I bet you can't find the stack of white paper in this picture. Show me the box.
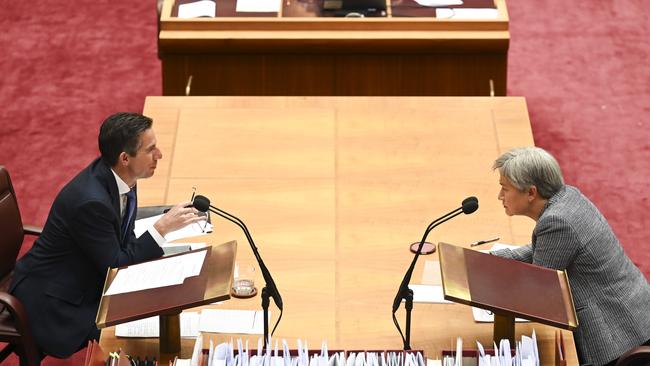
[475,331,539,366]
[175,339,426,366]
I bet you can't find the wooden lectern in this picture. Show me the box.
[438,243,578,344]
[95,241,237,361]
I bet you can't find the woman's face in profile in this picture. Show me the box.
[497,174,531,217]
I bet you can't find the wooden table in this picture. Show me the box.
[158,0,509,96]
[99,96,577,365]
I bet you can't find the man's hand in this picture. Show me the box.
[153,201,205,237]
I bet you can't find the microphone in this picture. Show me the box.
[392,196,479,349]
[462,196,479,214]
[192,195,210,212]
[193,195,282,309]
[192,195,283,346]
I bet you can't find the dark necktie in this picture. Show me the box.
[121,188,136,243]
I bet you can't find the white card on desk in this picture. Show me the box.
[199,309,268,334]
[236,0,281,12]
[436,8,498,19]
[415,0,462,6]
[408,284,454,303]
[178,0,216,18]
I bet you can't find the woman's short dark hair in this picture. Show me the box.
[98,112,153,166]
[493,147,564,199]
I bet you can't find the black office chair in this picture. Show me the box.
[616,346,650,366]
[0,166,42,366]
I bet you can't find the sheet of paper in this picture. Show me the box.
[178,0,216,18]
[135,214,213,242]
[415,0,462,6]
[191,333,204,366]
[436,8,498,19]
[454,337,462,366]
[115,312,200,338]
[478,242,522,254]
[407,284,453,303]
[199,309,268,334]
[163,242,208,256]
[236,0,280,12]
[104,250,207,295]
[490,243,521,251]
[471,307,529,323]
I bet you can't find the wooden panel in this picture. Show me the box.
[264,55,337,95]
[333,55,402,95]
[158,0,509,96]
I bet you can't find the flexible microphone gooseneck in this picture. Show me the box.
[192,195,283,346]
[392,196,479,350]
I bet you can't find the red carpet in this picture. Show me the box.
[0,0,648,364]
[506,0,650,276]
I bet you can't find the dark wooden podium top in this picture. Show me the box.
[96,240,237,328]
[438,242,578,330]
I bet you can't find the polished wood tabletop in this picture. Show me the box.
[98,96,577,365]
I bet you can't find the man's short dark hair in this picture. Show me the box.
[98,112,153,166]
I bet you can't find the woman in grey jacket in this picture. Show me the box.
[491,146,650,366]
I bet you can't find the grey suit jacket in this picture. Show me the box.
[493,185,650,366]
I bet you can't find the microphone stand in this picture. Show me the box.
[392,207,465,350]
[204,204,283,347]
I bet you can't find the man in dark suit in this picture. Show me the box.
[10,112,203,358]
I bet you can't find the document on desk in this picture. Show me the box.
[436,8,498,19]
[236,0,281,12]
[414,0,462,6]
[407,284,454,304]
[162,242,207,256]
[199,309,267,334]
[115,312,200,338]
[104,250,207,295]
[135,214,213,242]
[489,243,521,252]
[178,0,216,18]
[471,307,529,323]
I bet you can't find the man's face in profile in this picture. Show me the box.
[126,128,162,180]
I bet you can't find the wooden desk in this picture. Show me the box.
[99,96,577,365]
[158,0,509,96]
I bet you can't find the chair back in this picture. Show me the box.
[616,346,650,366]
[0,166,24,283]
[0,166,41,365]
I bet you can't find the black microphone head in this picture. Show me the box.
[462,196,479,214]
[193,195,211,212]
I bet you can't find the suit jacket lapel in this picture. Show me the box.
[95,158,123,244]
